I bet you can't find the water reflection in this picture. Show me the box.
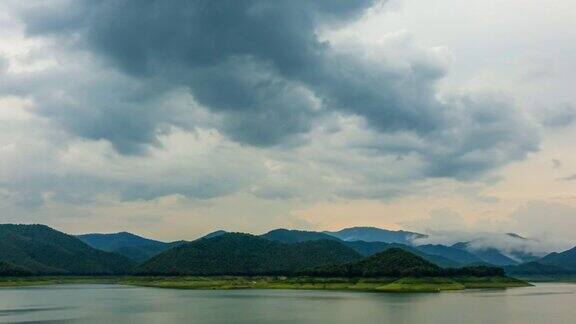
[0,283,574,323]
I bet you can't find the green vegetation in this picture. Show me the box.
[260,229,460,268]
[0,224,535,292]
[0,224,135,275]
[303,248,505,278]
[0,276,120,287]
[343,241,460,268]
[0,261,32,277]
[0,276,530,292]
[375,277,465,292]
[305,248,442,277]
[136,233,363,275]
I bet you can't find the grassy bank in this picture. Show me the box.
[0,276,121,287]
[0,276,531,292]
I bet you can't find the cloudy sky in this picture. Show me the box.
[0,0,575,250]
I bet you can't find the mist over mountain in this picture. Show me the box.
[416,244,483,265]
[451,243,519,266]
[412,230,546,263]
[324,227,426,244]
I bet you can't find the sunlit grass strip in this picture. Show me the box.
[0,276,532,292]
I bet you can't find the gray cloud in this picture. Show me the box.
[0,0,541,204]
[540,103,576,128]
[560,174,576,181]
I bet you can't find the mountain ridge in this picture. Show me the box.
[0,224,135,274]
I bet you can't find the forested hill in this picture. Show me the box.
[136,233,363,275]
[258,229,461,268]
[0,261,32,276]
[304,248,505,278]
[0,224,135,275]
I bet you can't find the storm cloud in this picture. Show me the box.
[12,0,538,175]
[0,0,544,209]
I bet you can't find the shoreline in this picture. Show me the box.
[0,276,532,293]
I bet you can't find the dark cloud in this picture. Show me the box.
[16,0,446,139]
[6,0,539,186]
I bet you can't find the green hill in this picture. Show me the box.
[0,224,135,275]
[77,232,185,262]
[136,233,363,275]
[0,261,32,276]
[305,248,505,278]
[344,241,461,268]
[305,248,443,277]
[259,229,460,268]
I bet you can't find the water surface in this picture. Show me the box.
[0,283,574,323]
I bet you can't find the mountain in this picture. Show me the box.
[202,230,228,239]
[343,241,460,268]
[325,227,426,244]
[304,248,443,277]
[136,233,363,275]
[307,248,505,278]
[258,229,458,268]
[0,261,32,276]
[261,229,338,243]
[537,246,576,271]
[77,232,185,262]
[0,224,135,275]
[417,244,483,265]
[452,242,519,266]
[504,261,573,276]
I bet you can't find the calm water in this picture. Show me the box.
[0,283,575,323]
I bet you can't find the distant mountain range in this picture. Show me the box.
[324,227,426,245]
[77,232,185,262]
[76,227,572,272]
[506,246,576,277]
[538,246,576,271]
[1,224,575,278]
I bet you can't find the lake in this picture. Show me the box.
[0,283,574,323]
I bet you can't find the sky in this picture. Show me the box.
[0,0,575,251]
